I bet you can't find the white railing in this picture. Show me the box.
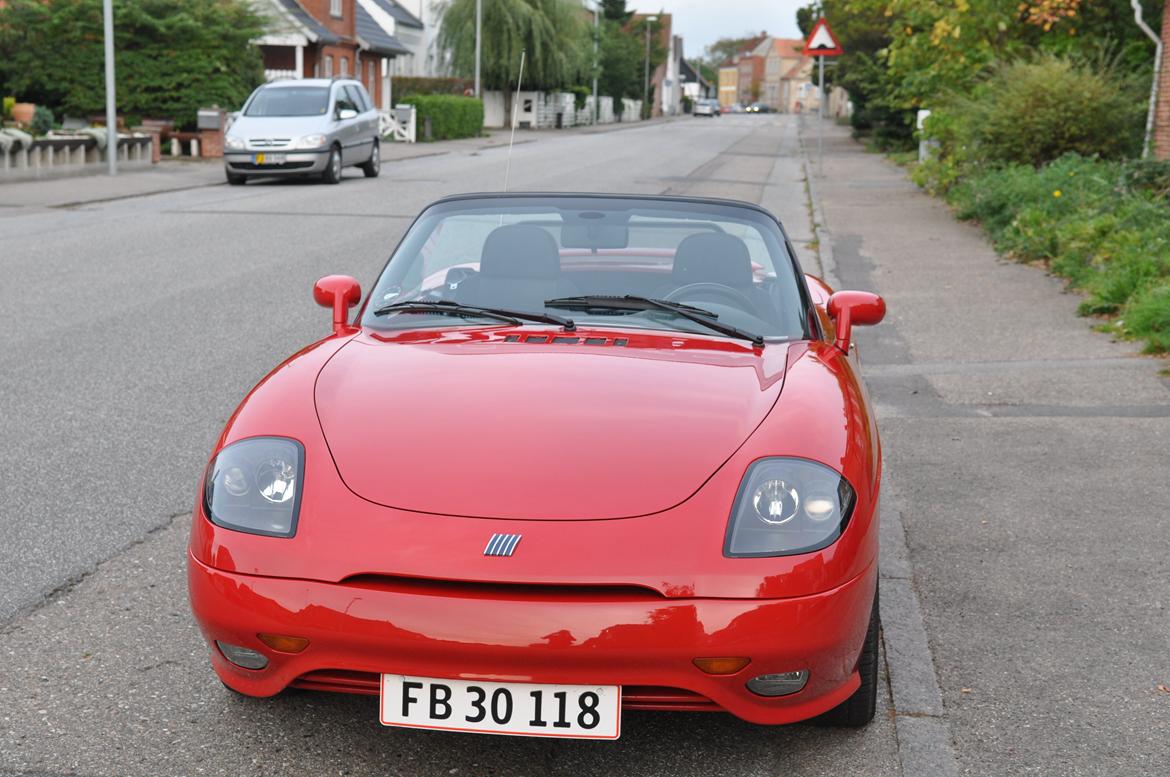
[381,106,416,143]
[264,69,299,82]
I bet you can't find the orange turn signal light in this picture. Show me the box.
[692,657,751,675]
[257,633,310,653]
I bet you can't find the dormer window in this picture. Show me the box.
[330,0,342,18]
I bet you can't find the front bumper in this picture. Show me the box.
[188,554,876,725]
[224,150,329,175]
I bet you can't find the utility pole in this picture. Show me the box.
[592,2,599,124]
[817,54,824,175]
[473,0,482,98]
[103,0,117,175]
[643,15,657,120]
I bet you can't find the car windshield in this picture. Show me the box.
[363,196,810,341]
[244,87,330,117]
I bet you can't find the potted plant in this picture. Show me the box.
[12,101,36,126]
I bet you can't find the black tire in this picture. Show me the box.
[361,141,380,178]
[321,146,342,185]
[811,585,880,727]
[226,171,246,186]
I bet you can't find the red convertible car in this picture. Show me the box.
[188,193,885,738]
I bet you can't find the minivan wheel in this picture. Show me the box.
[361,141,380,178]
[322,146,342,185]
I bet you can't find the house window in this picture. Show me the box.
[340,57,349,77]
[330,0,342,18]
[324,55,333,78]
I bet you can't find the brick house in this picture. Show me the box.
[252,0,409,109]
[761,38,815,113]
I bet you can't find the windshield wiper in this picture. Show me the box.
[373,300,575,331]
[544,295,764,347]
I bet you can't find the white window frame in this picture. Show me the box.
[340,56,349,77]
[330,0,342,18]
[324,55,333,78]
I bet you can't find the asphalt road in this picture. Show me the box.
[1,114,1166,776]
[0,116,900,777]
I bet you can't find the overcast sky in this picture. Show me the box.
[643,0,806,60]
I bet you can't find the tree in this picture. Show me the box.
[598,18,644,107]
[0,0,264,128]
[601,0,632,23]
[439,0,591,123]
[703,33,767,67]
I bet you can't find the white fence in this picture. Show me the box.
[481,91,642,129]
[1,134,154,181]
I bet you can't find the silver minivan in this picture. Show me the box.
[224,79,381,185]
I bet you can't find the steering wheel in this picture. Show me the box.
[664,282,756,313]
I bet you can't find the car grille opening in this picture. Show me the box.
[290,671,718,711]
[338,573,666,601]
[229,161,315,171]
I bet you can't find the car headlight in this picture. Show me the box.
[724,458,855,557]
[224,135,245,151]
[202,437,304,538]
[297,134,327,149]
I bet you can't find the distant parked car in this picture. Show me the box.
[223,79,381,185]
[692,99,721,117]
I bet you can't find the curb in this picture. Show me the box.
[797,115,960,777]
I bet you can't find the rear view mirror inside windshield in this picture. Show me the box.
[561,223,629,250]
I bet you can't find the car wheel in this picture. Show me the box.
[811,585,879,727]
[226,171,246,186]
[361,141,380,178]
[321,146,342,185]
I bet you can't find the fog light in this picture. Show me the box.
[746,670,809,697]
[693,657,751,675]
[257,633,310,653]
[216,641,268,670]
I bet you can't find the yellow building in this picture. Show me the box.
[718,66,739,107]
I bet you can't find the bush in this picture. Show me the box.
[403,94,483,141]
[30,105,53,135]
[946,154,1170,351]
[392,77,474,98]
[0,0,264,129]
[2,96,13,120]
[916,55,1145,194]
[1122,283,1170,353]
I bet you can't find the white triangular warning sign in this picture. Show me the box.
[802,19,843,57]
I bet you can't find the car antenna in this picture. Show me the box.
[502,48,526,193]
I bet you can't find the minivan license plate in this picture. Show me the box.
[379,675,620,739]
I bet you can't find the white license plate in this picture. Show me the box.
[379,675,621,739]
[253,153,286,165]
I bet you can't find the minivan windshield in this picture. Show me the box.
[245,87,330,117]
[363,196,809,342]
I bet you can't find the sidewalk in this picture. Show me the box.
[804,117,1170,776]
[0,118,676,210]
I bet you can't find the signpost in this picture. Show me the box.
[802,18,843,175]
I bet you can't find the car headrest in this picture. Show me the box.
[672,232,754,287]
[480,225,561,280]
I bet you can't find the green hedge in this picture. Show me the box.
[0,0,264,129]
[403,94,483,141]
[393,77,474,97]
[947,155,1170,353]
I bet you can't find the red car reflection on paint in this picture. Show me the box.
[188,193,886,738]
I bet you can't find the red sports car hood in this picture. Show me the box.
[314,329,789,520]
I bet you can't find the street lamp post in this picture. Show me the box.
[102,0,116,175]
[643,15,657,120]
[474,0,482,98]
[592,2,599,124]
